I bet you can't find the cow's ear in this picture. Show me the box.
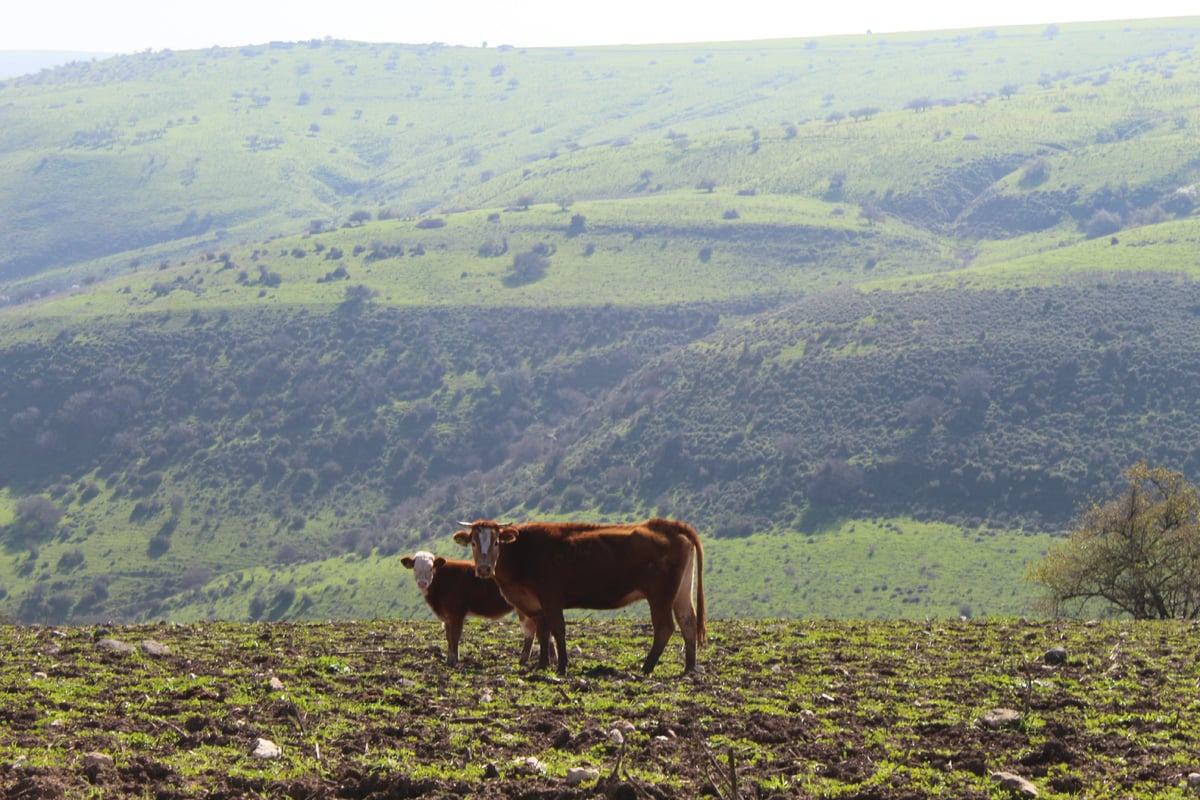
[452,530,472,546]
[433,556,446,569]
[497,528,518,543]
[401,556,415,569]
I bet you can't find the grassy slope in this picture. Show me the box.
[3,19,1197,288]
[1,18,1200,624]
[154,518,1055,623]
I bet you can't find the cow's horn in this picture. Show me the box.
[455,520,474,526]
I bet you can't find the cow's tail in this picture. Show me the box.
[694,531,706,644]
[677,520,706,644]
[649,518,707,644]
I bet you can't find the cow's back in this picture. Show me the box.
[497,520,696,611]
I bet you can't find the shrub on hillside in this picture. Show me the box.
[807,458,865,506]
[1083,209,1123,238]
[14,496,63,537]
[506,250,551,286]
[1019,157,1051,188]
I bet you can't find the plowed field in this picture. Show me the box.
[2,619,1197,798]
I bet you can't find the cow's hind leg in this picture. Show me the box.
[533,614,553,670]
[670,548,700,672]
[547,609,571,675]
[642,601,676,675]
[517,613,536,665]
[673,605,698,672]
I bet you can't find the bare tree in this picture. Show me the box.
[1028,462,1200,619]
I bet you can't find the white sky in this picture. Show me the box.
[3,0,1198,54]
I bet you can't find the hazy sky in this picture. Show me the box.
[4,0,1197,54]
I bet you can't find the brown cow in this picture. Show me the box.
[452,518,706,675]
[401,551,536,666]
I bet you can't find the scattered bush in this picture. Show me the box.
[507,250,551,285]
[15,496,63,537]
[56,548,86,573]
[1083,209,1123,238]
[1019,157,1051,187]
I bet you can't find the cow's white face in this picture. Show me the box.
[454,521,508,579]
[471,523,501,579]
[403,550,438,594]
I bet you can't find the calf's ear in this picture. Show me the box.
[452,530,472,546]
[497,529,518,543]
[433,556,446,569]
[400,556,415,569]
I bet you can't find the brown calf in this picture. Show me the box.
[401,551,535,666]
[452,519,706,675]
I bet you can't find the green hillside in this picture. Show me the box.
[4,19,1198,289]
[1,17,1200,624]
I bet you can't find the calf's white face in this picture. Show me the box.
[401,550,438,594]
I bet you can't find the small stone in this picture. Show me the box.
[267,676,285,691]
[979,708,1023,730]
[31,671,48,680]
[566,767,599,785]
[96,638,135,653]
[252,738,282,759]
[515,756,546,775]
[1043,646,1067,665]
[992,770,1039,797]
[82,751,114,778]
[1187,772,1200,789]
[608,729,625,745]
[140,640,170,657]
[82,752,114,770]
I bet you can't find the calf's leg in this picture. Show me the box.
[443,617,464,667]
